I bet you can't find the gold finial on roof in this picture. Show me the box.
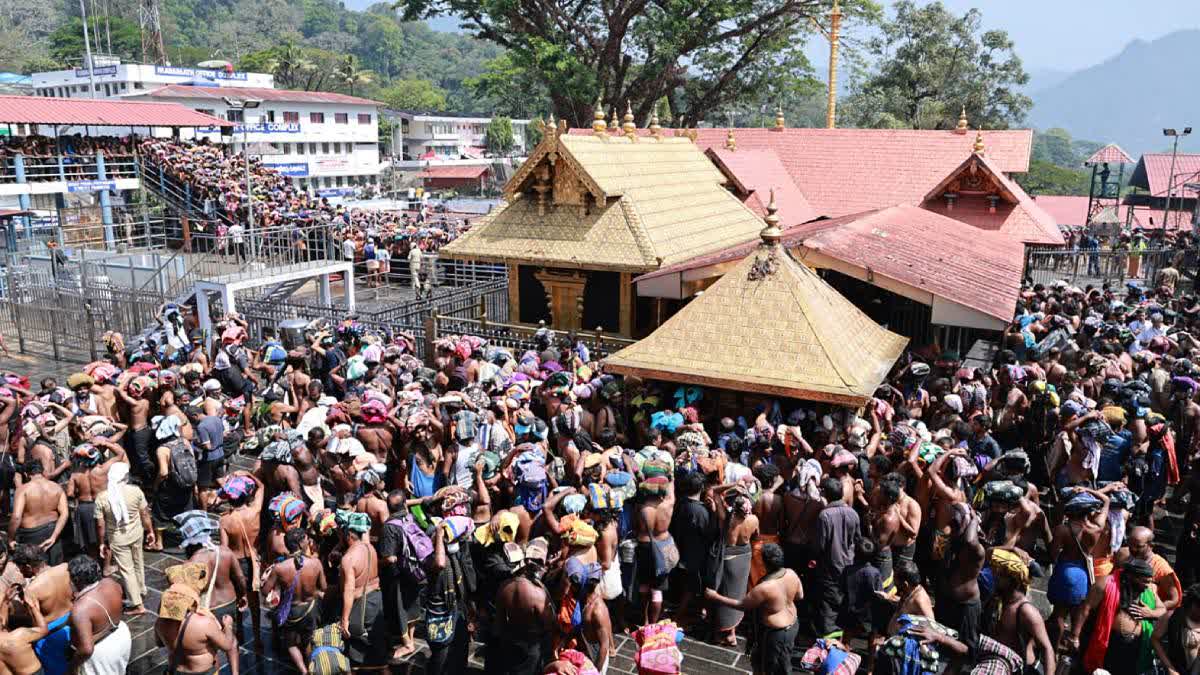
[973,129,985,155]
[761,188,782,244]
[648,109,662,138]
[592,100,606,135]
[622,101,636,138]
[774,106,785,130]
[610,108,619,133]
[545,113,558,139]
[955,105,968,134]
[725,127,736,151]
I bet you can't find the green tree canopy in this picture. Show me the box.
[394,0,880,128]
[843,0,1031,130]
[485,116,515,155]
[49,16,142,64]
[1013,160,1090,197]
[379,78,449,111]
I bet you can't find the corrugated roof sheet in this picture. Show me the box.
[1084,144,1134,166]
[605,235,908,406]
[0,95,231,127]
[1129,153,1200,200]
[418,165,489,179]
[128,84,380,107]
[638,204,1024,324]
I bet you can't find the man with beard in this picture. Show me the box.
[489,539,553,675]
[67,554,131,675]
[1118,526,1181,611]
[986,549,1056,675]
[706,543,803,675]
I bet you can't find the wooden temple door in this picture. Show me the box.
[534,269,587,331]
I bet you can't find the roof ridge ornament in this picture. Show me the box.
[648,108,663,139]
[610,108,620,134]
[773,106,785,131]
[622,101,637,139]
[760,188,782,244]
[955,105,969,134]
[592,100,607,135]
[725,127,737,151]
[973,128,985,156]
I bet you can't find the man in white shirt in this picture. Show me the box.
[227,223,246,261]
[407,243,423,295]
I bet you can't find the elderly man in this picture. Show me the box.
[95,463,153,616]
[1118,526,1182,611]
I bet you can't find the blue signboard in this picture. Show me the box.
[67,180,117,193]
[317,187,357,197]
[73,65,118,77]
[154,65,249,81]
[195,122,301,135]
[265,163,309,177]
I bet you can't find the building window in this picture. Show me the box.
[322,142,329,154]
[196,108,215,117]
[334,113,348,124]
[283,111,299,123]
[357,113,371,124]
[266,110,276,122]
[309,143,316,154]
[282,143,291,155]
[134,82,143,89]
[226,109,244,123]
[297,143,306,155]
[310,112,324,124]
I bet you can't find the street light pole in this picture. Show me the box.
[224,97,262,257]
[1162,127,1192,233]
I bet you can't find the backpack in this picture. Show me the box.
[513,449,547,487]
[387,515,433,585]
[167,439,198,488]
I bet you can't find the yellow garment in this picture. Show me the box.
[1102,406,1126,426]
[991,548,1030,589]
[474,511,520,546]
[1093,555,1114,578]
[561,515,598,547]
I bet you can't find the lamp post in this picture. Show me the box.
[1162,127,1192,234]
[223,97,262,255]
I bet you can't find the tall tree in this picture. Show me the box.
[336,55,374,96]
[378,78,449,111]
[843,1,1031,130]
[48,16,142,64]
[485,116,515,155]
[393,0,879,128]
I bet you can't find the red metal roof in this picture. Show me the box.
[1129,153,1200,199]
[1084,144,1134,166]
[639,203,1023,323]
[0,95,231,128]
[919,153,1064,246]
[1034,195,1193,231]
[418,165,489,179]
[129,84,380,107]
[571,126,1033,219]
[705,148,817,225]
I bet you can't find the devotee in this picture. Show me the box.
[7,460,68,566]
[67,555,130,675]
[94,463,152,616]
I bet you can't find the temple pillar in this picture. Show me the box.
[620,272,633,336]
[507,263,519,323]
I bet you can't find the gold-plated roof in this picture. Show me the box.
[443,133,767,271]
[603,236,908,406]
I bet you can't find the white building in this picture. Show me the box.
[389,111,530,167]
[126,85,383,193]
[31,59,274,99]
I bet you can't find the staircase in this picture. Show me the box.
[259,277,309,303]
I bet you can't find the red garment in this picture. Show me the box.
[1158,424,1181,485]
[1083,572,1120,673]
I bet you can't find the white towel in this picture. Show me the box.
[106,463,132,527]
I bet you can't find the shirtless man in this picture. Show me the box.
[155,595,238,675]
[873,473,921,585]
[257,443,302,507]
[261,529,325,674]
[113,375,153,482]
[66,438,126,559]
[927,450,969,570]
[67,555,130,675]
[0,585,47,675]
[295,429,325,513]
[635,477,676,625]
[354,470,389,541]
[1117,526,1181,611]
[356,417,395,468]
[490,552,554,675]
[7,461,68,566]
[981,482,1049,555]
[884,561,934,635]
[713,484,759,645]
[185,533,247,632]
[751,464,784,584]
[706,543,803,675]
[338,514,387,668]
[934,501,986,658]
[987,550,1056,675]
[781,461,824,586]
[260,389,298,428]
[216,472,262,638]
[1049,486,1110,649]
[12,544,72,675]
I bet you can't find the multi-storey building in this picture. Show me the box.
[388,111,530,167]
[31,58,275,99]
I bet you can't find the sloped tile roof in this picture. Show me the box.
[1084,144,1134,166]
[0,94,230,127]
[921,153,1064,245]
[128,84,380,106]
[604,236,907,405]
[418,165,489,179]
[1129,153,1200,200]
[705,148,818,225]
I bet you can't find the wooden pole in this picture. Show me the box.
[827,0,842,129]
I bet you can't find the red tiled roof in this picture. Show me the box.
[0,95,231,127]
[418,165,489,179]
[1084,144,1134,166]
[920,153,1064,246]
[1034,195,1193,231]
[639,203,1023,323]
[705,148,817,225]
[570,127,1033,218]
[1129,153,1200,199]
[129,84,380,107]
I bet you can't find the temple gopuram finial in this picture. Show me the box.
[973,129,986,156]
[648,107,662,139]
[955,105,969,134]
[622,101,636,138]
[761,188,782,244]
[610,108,620,133]
[592,100,607,135]
[773,106,785,131]
[725,127,737,151]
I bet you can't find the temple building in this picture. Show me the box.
[604,195,908,406]
[440,106,768,337]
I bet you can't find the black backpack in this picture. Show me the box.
[167,439,198,488]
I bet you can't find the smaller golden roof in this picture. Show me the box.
[774,106,785,130]
[973,129,986,155]
[956,105,969,134]
[603,220,908,405]
[592,100,607,135]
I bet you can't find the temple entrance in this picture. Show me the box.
[581,270,620,333]
[518,265,550,324]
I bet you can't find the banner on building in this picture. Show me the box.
[265,163,309,177]
[67,180,117,193]
[317,187,356,197]
[73,65,118,77]
[154,65,249,81]
[196,122,301,135]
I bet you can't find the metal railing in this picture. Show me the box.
[1024,247,1186,288]
[432,314,636,361]
[0,153,138,183]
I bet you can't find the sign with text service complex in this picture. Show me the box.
[196,122,302,135]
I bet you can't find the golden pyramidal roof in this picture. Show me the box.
[603,227,908,405]
[441,126,769,272]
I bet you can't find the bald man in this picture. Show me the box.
[1118,526,1181,611]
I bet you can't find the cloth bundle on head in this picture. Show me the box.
[560,514,599,547]
[270,493,308,530]
[334,509,371,535]
[998,450,1031,476]
[542,371,573,398]
[983,480,1025,505]
[356,463,387,489]
[831,449,858,470]
[175,510,221,549]
[153,414,181,440]
[552,650,601,675]
[435,486,471,517]
[1063,490,1104,517]
[308,624,352,675]
[605,471,636,503]
[72,443,101,466]
[639,475,670,498]
[586,483,613,511]
[346,356,368,381]
[942,393,963,414]
[315,511,338,537]
[160,562,209,621]
[650,410,684,434]
[672,386,703,409]
[562,493,587,515]
[1102,406,1127,426]
[474,511,520,547]
[260,438,294,464]
[990,549,1030,590]
[438,515,475,542]
[218,476,256,502]
[67,373,95,389]
[360,399,388,425]
[1123,557,1154,578]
